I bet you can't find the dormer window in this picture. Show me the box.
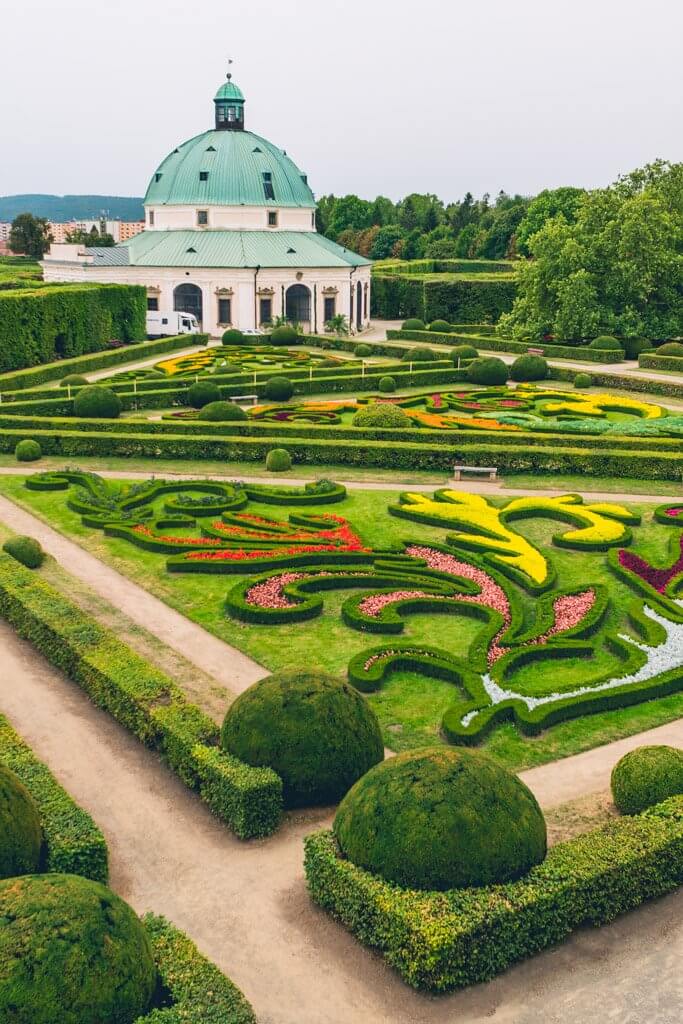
[206,145,216,152]
[186,246,197,253]
[197,210,208,226]
[262,171,275,201]
[301,174,308,184]
[155,173,162,183]
[199,171,209,182]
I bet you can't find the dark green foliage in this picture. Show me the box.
[510,354,548,381]
[0,873,157,1024]
[73,385,121,419]
[354,343,372,357]
[187,381,221,409]
[263,376,294,401]
[611,746,683,814]
[221,670,383,808]
[334,747,546,890]
[622,337,652,359]
[429,319,451,332]
[389,328,625,363]
[450,344,478,363]
[378,375,396,392]
[402,346,437,362]
[574,372,592,388]
[352,403,412,428]
[466,356,508,385]
[0,284,146,373]
[656,342,683,357]
[59,374,88,387]
[15,438,41,461]
[265,448,292,472]
[198,401,247,422]
[221,329,245,345]
[0,764,42,879]
[589,335,624,351]
[269,325,298,345]
[402,318,425,330]
[0,714,108,882]
[2,535,45,569]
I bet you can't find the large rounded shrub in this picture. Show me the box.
[378,375,396,393]
[589,335,624,351]
[466,356,508,385]
[335,747,547,890]
[263,376,294,401]
[402,318,425,331]
[574,372,592,388]
[510,354,548,382]
[221,328,245,345]
[0,765,42,879]
[15,439,42,463]
[198,400,247,422]
[59,374,88,388]
[429,319,451,333]
[186,380,221,408]
[623,337,652,359]
[221,670,383,808]
[354,343,372,357]
[611,745,683,814]
[269,325,299,345]
[656,342,683,357]
[402,346,437,362]
[3,535,45,569]
[73,386,122,419]
[265,448,292,472]
[0,873,157,1024]
[352,403,411,429]
[450,344,478,363]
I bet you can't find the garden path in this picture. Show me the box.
[0,493,267,695]
[3,619,683,1024]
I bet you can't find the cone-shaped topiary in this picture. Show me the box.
[265,448,292,472]
[0,764,42,880]
[0,873,157,1024]
[14,439,42,462]
[611,745,683,814]
[510,354,548,381]
[466,356,508,385]
[378,376,396,393]
[402,318,425,331]
[334,747,547,890]
[221,328,245,345]
[221,670,384,808]
[73,386,121,419]
[3,535,45,569]
[352,403,411,428]
[429,319,451,332]
[198,400,247,421]
[187,380,221,408]
[263,376,294,401]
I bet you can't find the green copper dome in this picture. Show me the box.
[214,78,244,102]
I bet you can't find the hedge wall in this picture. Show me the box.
[639,353,683,372]
[387,329,625,363]
[0,712,108,882]
[0,554,282,838]
[304,796,683,992]
[0,333,207,393]
[371,275,517,323]
[373,259,513,276]
[0,284,147,373]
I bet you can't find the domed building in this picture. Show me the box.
[43,72,371,336]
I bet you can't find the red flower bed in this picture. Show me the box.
[619,539,683,593]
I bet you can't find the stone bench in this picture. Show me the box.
[526,346,545,356]
[452,465,498,482]
[231,394,259,406]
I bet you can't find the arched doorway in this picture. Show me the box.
[285,283,311,327]
[174,283,203,326]
[356,280,363,330]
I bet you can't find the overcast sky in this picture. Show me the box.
[2,0,681,204]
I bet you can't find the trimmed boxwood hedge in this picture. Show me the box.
[387,329,627,363]
[0,763,42,880]
[0,713,108,881]
[0,554,282,839]
[639,352,683,371]
[305,795,683,992]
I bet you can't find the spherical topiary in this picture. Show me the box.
[269,325,299,345]
[354,343,372,357]
[334,747,547,891]
[623,337,652,359]
[265,448,292,472]
[221,328,245,345]
[3,535,45,569]
[198,400,247,422]
[450,344,478,363]
[429,319,452,333]
[0,764,42,879]
[0,873,157,1024]
[656,342,683,357]
[402,346,437,362]
[15,439,42,462]
[59,374,88,387]
[510,354,549,382]
[263,376,294,401]
[466,356,509,386]
[72,386,122,419]
[378,375,396,393]
[574,372,592,388]
[589,335,624,351]
[221,670,383,808]
[352,403,412,429]
[610,745,683,814]
[186,380,221,409]
[402,318,425,331]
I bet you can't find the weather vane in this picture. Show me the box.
[226,57,234,81]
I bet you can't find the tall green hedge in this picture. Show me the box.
[0,284,147,373]
[371,275,517,322]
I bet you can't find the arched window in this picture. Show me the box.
[173,283,203,325]
[285,283,311,324]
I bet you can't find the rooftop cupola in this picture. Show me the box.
[214,73,245,130]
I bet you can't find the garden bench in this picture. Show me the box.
[452,464,498,482]
[526,346,544,356]
[231,394,259,406]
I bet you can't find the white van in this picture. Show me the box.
[146,311,200,337]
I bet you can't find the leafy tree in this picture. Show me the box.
[516,187,586,256]
[65,226,116,247]
[369,224,405,260]
[453,222,482,258]
[424,237,460,259]
[401,229,426,260]
[323,195,374,239]
[9,213,52,257]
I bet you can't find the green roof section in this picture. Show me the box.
[214,77,245,102]
[144,129,315,208]
[106,230,370,269]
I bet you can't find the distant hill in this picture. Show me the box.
[0,195,145,222]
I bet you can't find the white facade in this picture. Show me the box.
[146,205,316,233]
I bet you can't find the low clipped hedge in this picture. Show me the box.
[0,763,42,879]
[305,795,683,992]
[611,745,683,814]
[0,554,282,839]
[0,714,108,881]
[639,352,683,372]
[387,329,627,362]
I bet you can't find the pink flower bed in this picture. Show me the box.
[245,572,308,610]
[358,590,434,616]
